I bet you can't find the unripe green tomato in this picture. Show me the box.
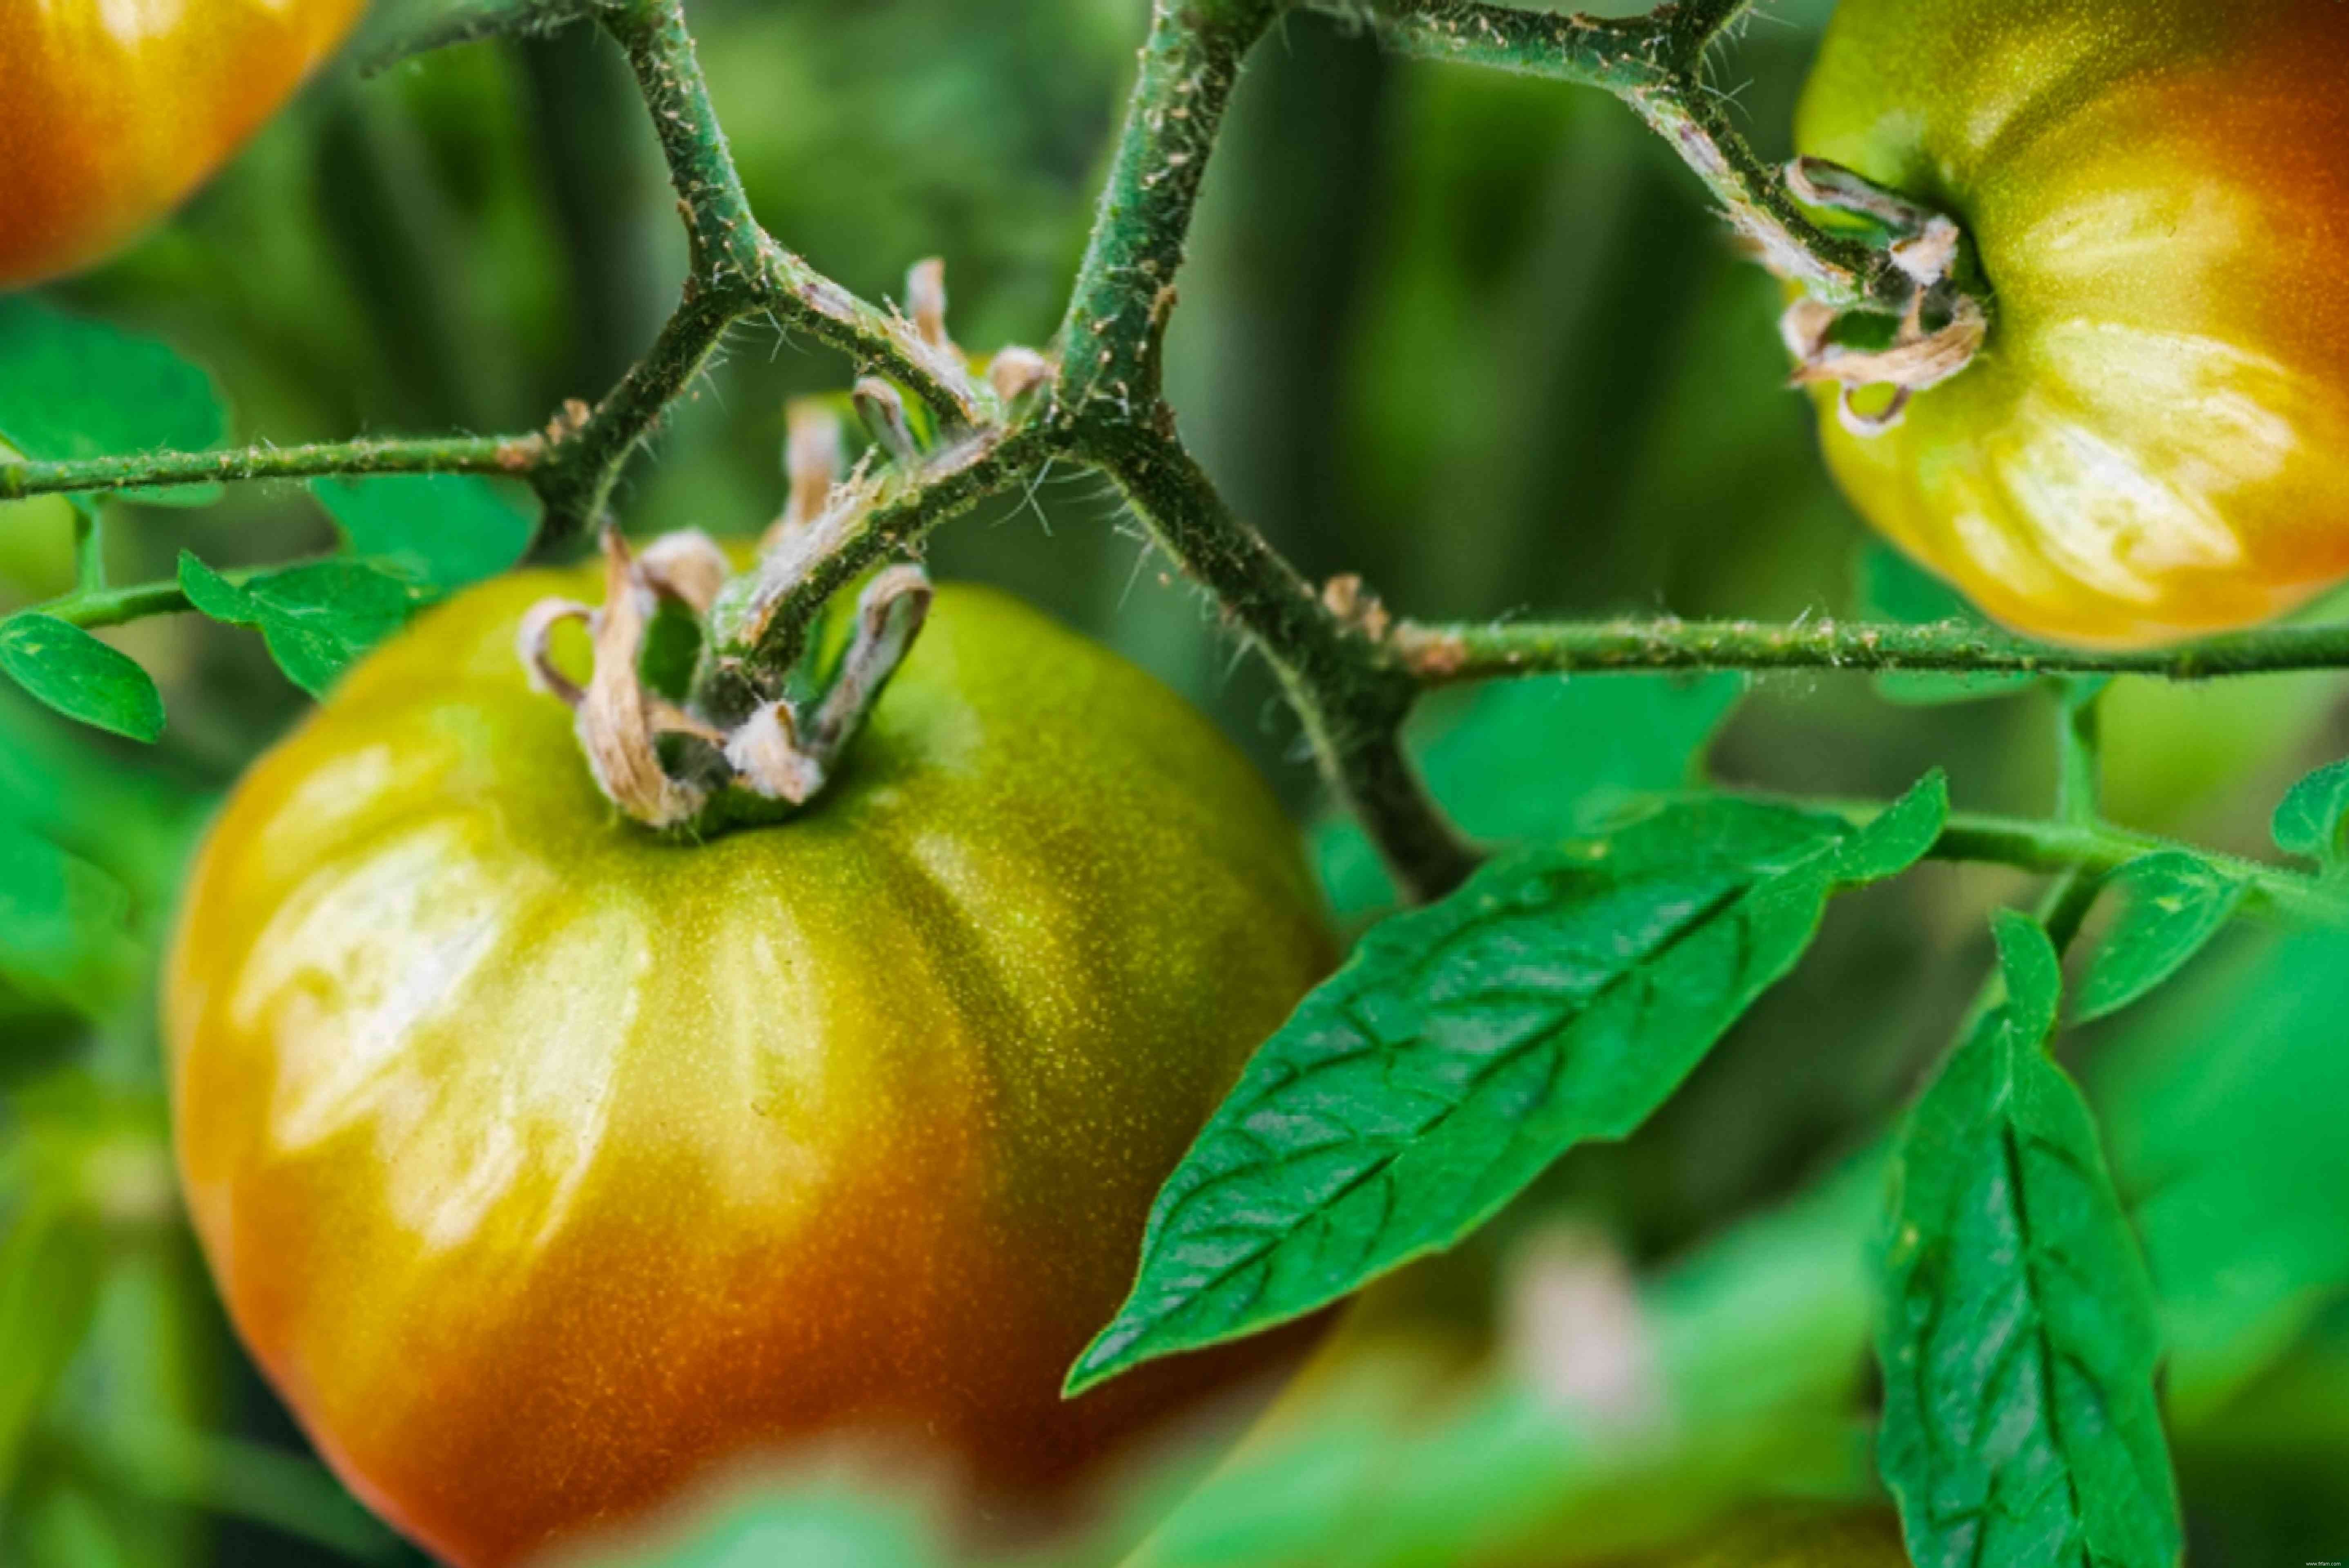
[0,0,365,287]
[165,570,1336,1568]
[1797,0,2349,648]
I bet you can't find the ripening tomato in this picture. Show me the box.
[1797,0,2349,647]
[0,0,365,287]
[165,570,1335,1568]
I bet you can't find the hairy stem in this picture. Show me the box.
[745,426,1053,677]
[1087,423,1476,902]
[0,435,530,501]
[1391,616,2349,685]
[1332,0,1904,308]
[1058,0,1280,422]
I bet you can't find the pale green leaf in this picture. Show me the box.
[0,298,227,509]
[311,473,536,590]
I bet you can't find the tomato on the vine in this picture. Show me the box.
[0,0,365,287]
[1796,0,2349,648]
[165,570,1335,1568]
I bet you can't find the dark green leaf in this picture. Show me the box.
[179,553,419,697]
[2272,759,2349,869]
[1317,672,1746,916]
[1879,913,2181,1568]
[1856,543,2036,707]
[0,297,227,509]
[2073,852,2246,1024]
[1070,775,1949,1395]
[0,614,165,742]
[310,474,535,590]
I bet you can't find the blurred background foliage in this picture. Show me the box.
[4,0,2347,1564]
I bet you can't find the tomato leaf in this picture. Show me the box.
[0,297,228,509]
[1068,774,1948,1396]
[1878,913,2181,1568]
[1855,543,2037,707]
[0,614,165,742]
[179,552,420,698]
[2272,758,2349,870]
[2072,851,2246,1024]
[310,474,536,592]
[1316,672,1746,918]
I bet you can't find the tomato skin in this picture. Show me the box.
[0,0,364,287]
[1797,0,2349,648]
[165,572,1335,1568]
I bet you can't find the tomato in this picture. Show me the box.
[164,569,1335,1568]
[1795,0,2349,648]
[0,0,365,288]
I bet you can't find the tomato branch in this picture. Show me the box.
[1322,0,1907,310]
[0,433,529,501]
[1910,807,2346,928]
[733,424,1056,679]
[1057,0,1281,424]
[1085,422,1478,903]
[1389,615,2349,685]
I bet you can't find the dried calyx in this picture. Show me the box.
[1773,156,1988,438]
[518,259,1054,835]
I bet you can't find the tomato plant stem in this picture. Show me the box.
[7,0,2342,913]
[1390,616,2349,684]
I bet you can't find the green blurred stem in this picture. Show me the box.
[1829,803,2346,927]
[71,508,104,593]
[2055,686,2104,827]
[1320,0,1907,308]
[1393,616,2349,685]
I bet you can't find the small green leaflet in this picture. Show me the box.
[0,615,165,742]
[1067,774,1949,1396]
[1855,543,2035,707]
[2272,758,2349,871]
[179,552,420,698]
[1316,672,1747,917]
[0,297,227,509]
[1878,913,2181,1568]
[310,474,535,592]
[2072,851,2245,1024]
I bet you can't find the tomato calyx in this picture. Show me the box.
[518,258,1055,837]
[1772,157,1989,438]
